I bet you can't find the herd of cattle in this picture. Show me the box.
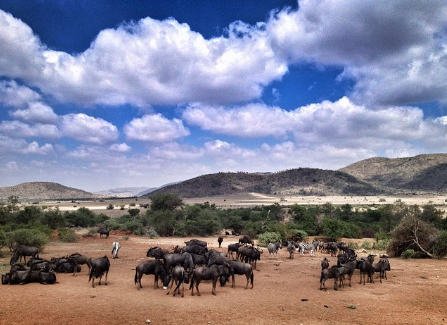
[1,235,391,294]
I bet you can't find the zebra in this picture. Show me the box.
[298,241,318,256]
[267,242,282,258]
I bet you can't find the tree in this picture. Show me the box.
[150,193,184,211]
[388,212,437,258]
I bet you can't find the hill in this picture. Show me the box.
[94,187,157,197]
[0,182,95,201]
[148,168,385,198]
[339,153,447,193]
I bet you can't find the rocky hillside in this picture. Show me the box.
[148,168,385,198]
[339,153,447,193]
[0,182,95,201]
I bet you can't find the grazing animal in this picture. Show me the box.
[372,257,391,283]
[217,236,224,248]
[163,252,195,272]
[287,241,296,259]
[184,239,207,248]
[356,258,374,285]
[227,243,242,259]
[166,265,189,297]
[189,264,230,296]
[238,235,254,246]
[321,257,329,270]
[337,258,356,287]
[207,255,229,267]
[320,266,340,291]
[182,244,208,255]
[298,241,318,256]
[98,228,110,238]
[111,242,121,259]
[68,253,92,276]
[147,247,169,260]
[89,256,110,288]
[226,260,253,289]
[267,242,282,258]
[11,245,39,265]
[135,260,170,290]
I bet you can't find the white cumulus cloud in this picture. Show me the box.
[60,113,118,144]
[124,114,189,142]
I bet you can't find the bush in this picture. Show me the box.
[432,231,447,259]
[401,249,415,259]
[5,228,49,251]
[82,228,98,238]
[106,204,114,210]
[374,238,391,250]
[257,232,282,246]
[59,228,78,242]
[361,240,373,250]
[146,229,159,239]
[348,242,359,250]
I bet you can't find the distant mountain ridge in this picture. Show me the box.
[147,168,385,198]
[0,182,95,201]
[94,187,158,197]
[339,153,447,193]
[3,154,447,200]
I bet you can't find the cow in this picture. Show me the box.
[190,264,231,296]
[227,243,242,259]
[89,256,110,288]
[146,247,169,260]
[163,253,194,272]
[68,253,92,276]
[184,239,207,248]
[238,235,254,246]
[11,245,39,265]
[166,265,190,297]
[226,260,254,289]
[98,228,110,238]
[135,260,171,290]
[217,236,224,248]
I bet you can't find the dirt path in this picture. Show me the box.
[1,233,446,325]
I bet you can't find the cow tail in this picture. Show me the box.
[134,269,138,285]
[250,271,254,287]
[189,271,195,291]
[88,265,94,282]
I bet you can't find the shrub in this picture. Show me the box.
[401,249,415,259]
[257,232,282,246]
[146,229,159,239]
[289,229,308,241]
[374,238,391,251]
[348,242,359,250]
[82,228,98,238]
[361,240,373,250]
[59,228,78,242]
[5,228,49,251]
[432,231,447,259]
[106,204,114,210]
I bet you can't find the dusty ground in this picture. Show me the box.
[1,233,446,325]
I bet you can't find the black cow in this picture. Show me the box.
[227,243,242,259]
[217,236,224,248]
[68,253,92,276]
[320,265,340,291]
[135,260,170,290]
[166,265,190,297]
[238,235,254,246]
[182,245,208,255]
[98,228,110,238]
[184,239,207,247]
[11,245,39,265]
[89,256,110,288]
[226,260,253,289]
[190,264,231,296]
[164,253,194,272]
[147,247,169,260]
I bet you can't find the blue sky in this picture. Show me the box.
[1,0,447,192]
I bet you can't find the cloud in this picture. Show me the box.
[183,97,447,153]
[0,135,54,155]
[10,102,59,124]
[109,143,131,152]
[0,80,41,108]
[267,0,447,105]
[0,120,61,139]
[60,113,118,144]
[124,113,189,142]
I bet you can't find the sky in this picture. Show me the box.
[1,0,447,192]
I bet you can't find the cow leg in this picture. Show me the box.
[104,271,108,285]
[212,278,217,295]
[232,274,235,288]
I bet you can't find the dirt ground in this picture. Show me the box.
[1,233,446,325]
